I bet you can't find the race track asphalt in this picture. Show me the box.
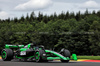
[0,59,100,66]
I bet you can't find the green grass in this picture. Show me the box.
[77,56,100,60]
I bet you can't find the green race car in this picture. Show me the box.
[1,43,77,62]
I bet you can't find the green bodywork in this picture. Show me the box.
[16,56,34,59]
[45,50,70,60]
[4,44,77,61]
[2,51,6,59]
[5,44,24,49]
[20,48,27,51]
[4,44,31,59]
[35,52,40,60]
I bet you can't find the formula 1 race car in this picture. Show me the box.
[1,43,77,62]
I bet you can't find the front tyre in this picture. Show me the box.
[60,49,70,63]
[63,49,71,58]
[1,49,13,61]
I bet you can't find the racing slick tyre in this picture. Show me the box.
[1,49,13,61]
[63,49,71,58]
[35,50,47,62]
[60,49,70,63]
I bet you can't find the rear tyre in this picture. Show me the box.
[60,49,70,63]
[35,51,41,62]
[1,49,13,61]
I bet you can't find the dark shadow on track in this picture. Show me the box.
[10,59,78,63]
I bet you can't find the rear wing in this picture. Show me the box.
[5,44,24,49]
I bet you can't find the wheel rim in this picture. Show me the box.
[35,52,40,61]
[2,51,7,59]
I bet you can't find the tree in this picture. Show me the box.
[37,12,43,22]
[26,13,30,21]
[20,15,25,22]
[75,11,81,21]
[0,10,100,55]
[42,15,48,23]
[64,11,69,20]
[30,12,36,21]
[89,21,100,55]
